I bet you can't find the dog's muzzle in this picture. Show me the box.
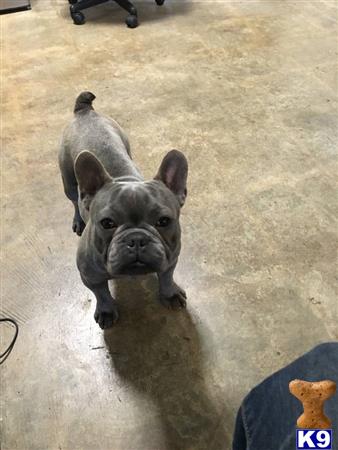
[107,227,167,275]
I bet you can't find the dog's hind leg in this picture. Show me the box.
[71,199,86,236]
[60,170,86,236]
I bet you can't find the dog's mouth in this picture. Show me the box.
[120,259,154,275]
[128,261,147,269]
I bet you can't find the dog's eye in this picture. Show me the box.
[156,216,171,227]
[100,218,117,229]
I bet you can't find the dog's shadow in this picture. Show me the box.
[104,275,228,450]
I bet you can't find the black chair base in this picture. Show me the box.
[69,0,166,28]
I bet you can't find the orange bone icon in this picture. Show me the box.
[289,379,336,429]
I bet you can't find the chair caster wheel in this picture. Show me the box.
[156,0,165,5]
[68,0,77,4]
[125,14,138,28]
[71,11,85,25]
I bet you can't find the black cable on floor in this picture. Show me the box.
[0,318,19,365]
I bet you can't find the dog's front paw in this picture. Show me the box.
[72,217,86,236]
[160,285,187,310]
[94,305,119,329]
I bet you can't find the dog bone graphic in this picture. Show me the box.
[289,379,336,429]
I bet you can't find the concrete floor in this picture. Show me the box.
[1,0,337,449]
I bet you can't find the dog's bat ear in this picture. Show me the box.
[75,151,112,197]
[155,150,188,207]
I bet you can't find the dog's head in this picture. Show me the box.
[75,150,188,276]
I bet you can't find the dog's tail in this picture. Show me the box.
[74,91,96,114]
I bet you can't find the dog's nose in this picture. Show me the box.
[125,233,149,250]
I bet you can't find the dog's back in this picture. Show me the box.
[58,92,143,235]
[59,92,141,181]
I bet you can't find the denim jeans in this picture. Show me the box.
[233,342,338,450]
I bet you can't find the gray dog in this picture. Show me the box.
[59,92,188,329]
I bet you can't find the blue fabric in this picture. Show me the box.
[233,342,338,450]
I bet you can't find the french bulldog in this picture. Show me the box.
[59,92,188,329]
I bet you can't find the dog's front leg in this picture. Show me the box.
[158,264,187,310]
[81,277,119,329]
